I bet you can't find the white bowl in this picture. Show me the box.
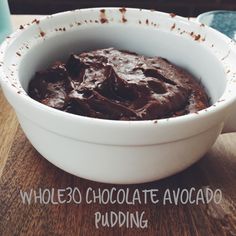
[1,8,236,184]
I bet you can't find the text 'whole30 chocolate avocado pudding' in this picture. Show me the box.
[28,48,210,120]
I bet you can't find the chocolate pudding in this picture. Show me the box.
[28,48,210,120]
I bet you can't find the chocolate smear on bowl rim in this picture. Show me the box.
[100,9,108,24]
[119,7,127,23]
[32,19,40,24]
[39,31,46,37]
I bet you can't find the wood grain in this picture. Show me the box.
[0,94,18,176]
[0,126,236,236]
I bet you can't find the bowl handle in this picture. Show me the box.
[222,107,236,133]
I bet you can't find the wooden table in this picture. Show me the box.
[0,15,236,236]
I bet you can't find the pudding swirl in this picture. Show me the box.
[29,48,209,120]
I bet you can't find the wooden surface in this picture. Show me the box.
[0,15,236,236]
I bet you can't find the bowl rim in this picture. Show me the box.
[196,10,236,26]
[1,7,236,128]
[197,10,236,22]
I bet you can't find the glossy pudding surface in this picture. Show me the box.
[28,48,209,120]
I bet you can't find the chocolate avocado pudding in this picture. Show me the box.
[28,48,209,120]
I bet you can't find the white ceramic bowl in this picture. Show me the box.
[1,8,236,184]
